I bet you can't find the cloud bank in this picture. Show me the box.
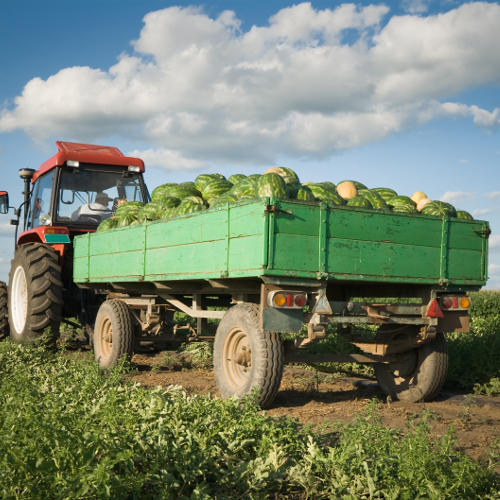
[1,2,500,168]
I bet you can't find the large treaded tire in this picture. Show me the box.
[214,303,283,409]
[375,331,448,402]
[93,299,134,370]
[8,243,63,344]
[0,281,8,339]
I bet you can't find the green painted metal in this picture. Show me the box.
[73,198,489,287]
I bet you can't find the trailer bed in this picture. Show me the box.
[73,198,489,287]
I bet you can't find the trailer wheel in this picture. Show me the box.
[8,243,63,344]
[214,303,283,409]
[0,281,8,339]
[375,329,448,402]
[93,300,134,369]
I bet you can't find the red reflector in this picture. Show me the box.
[426,298,444,318]
[441,296,452,309]
[294,294,306,307]
[286,293,293,307]
[452,296,458,309]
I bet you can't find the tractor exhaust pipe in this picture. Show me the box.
[18,168,35,229]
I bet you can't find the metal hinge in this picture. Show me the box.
[264,204,293,215]
[473,227,491,237]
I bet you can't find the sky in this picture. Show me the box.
[0,0,499,288]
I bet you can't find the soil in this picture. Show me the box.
[129,348,500,473]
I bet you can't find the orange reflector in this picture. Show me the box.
[459,297,470,309]
[426,298,444,318]
[273,293,286,307]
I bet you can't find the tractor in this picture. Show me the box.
[0,141,149,343]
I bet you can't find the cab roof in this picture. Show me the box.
[32,141,145,182]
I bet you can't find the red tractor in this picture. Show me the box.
[0,141,149,343]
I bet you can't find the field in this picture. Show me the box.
[0,292,499,498]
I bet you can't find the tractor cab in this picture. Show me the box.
[15,141,149,242]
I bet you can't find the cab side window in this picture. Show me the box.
[30,171,55,229]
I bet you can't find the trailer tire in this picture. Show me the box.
[375,330,448,402]
[8,243,63,344]
[214,303,283,409]
[93,300,134,370]
[0,281,8,339]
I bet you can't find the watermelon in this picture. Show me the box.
[336,181,358,200]
[371,188,398,202]
[358,190,388,210]
[296,185,315,201]
[96,217,118,232]
[228,174,247,185]
[387,196,417,214]
[211,173,227,181]
[194,174,217,192]
[247,174,262,181]
[338,180,367,190]
[308,184,345,206]
[157,196,181,209]
[117,212,140,226]
[151,183,178,202]
[138,202,163,222]
[210,192,239,208]
[202,179,233,203]
[164,184,200,200]
[456,210,473,220]
[257,173,288,199]
[264,167,301,198]
[347,196,372,209]
[314,181,336,193]
[230,178,259,200]
[115,201,144,218]
[174,198,205,216]
[421,201,457,218]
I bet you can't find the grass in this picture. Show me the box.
[0,341,498,499]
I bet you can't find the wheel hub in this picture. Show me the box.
[223,328,252,390]
[11,266,28,334]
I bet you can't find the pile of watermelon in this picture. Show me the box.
[97,167,474,231]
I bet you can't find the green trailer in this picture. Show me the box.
[74,197,490,407]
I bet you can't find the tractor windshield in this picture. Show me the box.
[56,164,147,226]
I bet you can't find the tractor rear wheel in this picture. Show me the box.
[8,243,63,344]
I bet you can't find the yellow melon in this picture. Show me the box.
[336,181,357,200]
[417,197,432,212]
[411,191,428,204]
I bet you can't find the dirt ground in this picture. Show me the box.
[129,349,500,472]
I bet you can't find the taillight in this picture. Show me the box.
[439,296,470,310]
[269,291,307,309]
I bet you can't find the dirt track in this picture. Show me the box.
[129,349,500,472]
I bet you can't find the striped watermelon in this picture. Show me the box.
[308,184,345,206]
[157,196,181,209]
[358,190,388,210]
[115,201,144,218]
[202,179,233,204]
[421,201,457,218]
[228,174,247,185]
[174,199,205,216]
[194,174,217,192]
[96,217,118,232]
[387,196,417,214]
[347,196,372,209]
[247,174,262,181]
[296,185,315,201]
[371,188,398,202]
[117,212,140,226]
[315,181,336,193]
[230,178,259,200]
[264,167,301,198]
[456,210,473,220]
[257,173,287,199]
[151,183,178,202]
[166,184,201,200]
[138,202,163,222]
[210,192,238,208]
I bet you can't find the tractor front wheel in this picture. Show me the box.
[0,281,8,339]
[8,243,63,344]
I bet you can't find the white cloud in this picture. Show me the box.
[440,191,476,203]
[127,148,204,170]
[402,0,430,14]
[489,263,500,275]
[471,208,491,217]
[486,191,500,199]
[1,2,500,168]
[489,235,500,250]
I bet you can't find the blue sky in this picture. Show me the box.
[0,0,499,287]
